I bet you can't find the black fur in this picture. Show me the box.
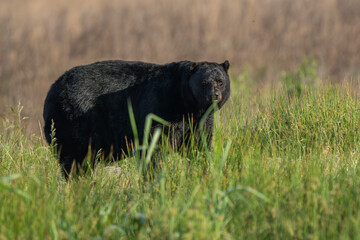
[43,60,230,177]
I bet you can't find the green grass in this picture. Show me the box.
[1,81,360,239]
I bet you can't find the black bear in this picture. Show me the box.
[43,60,230,177]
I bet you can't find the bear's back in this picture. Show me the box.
[44,60,165,121]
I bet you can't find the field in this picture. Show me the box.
[1,0,360,239]
[1,66,360,239]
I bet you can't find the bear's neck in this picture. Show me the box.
[161,71,206,122]
[153,72,190,122]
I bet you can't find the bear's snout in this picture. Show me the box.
[206,89,222,103]
[215,89,222,102]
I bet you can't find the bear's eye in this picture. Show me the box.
[216,80,223,87]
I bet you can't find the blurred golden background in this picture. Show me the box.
[1,0,360,132]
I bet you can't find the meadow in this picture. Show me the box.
[1,0,360,132]
[1,0,360,238]
[1,62,360,239]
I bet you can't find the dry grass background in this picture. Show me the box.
[1,0,360,132]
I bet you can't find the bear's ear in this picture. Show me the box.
[189,62,199,72]
[222,60,230,72]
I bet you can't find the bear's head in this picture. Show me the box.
[182,60,230,115]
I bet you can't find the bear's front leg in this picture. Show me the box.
[203,113,214,150]
[193,113,214,151]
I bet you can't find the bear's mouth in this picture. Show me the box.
[207,93,222,105]
[204,97,221,111]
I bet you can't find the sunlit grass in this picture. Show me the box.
[1,82,360,239]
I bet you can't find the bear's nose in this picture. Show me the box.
[208,90,221,102]
[214,90,222,101]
